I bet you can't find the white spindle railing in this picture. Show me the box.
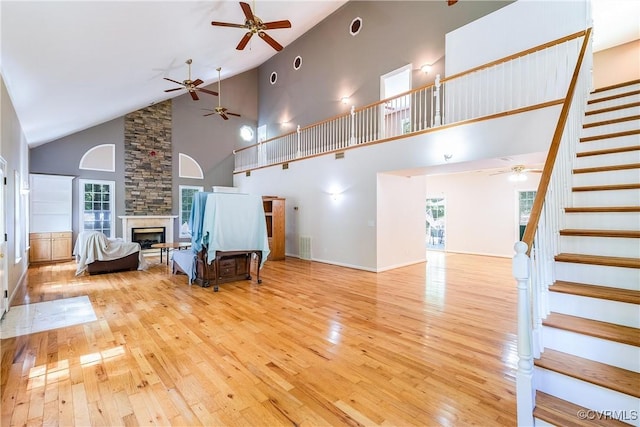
[513,29,592,426]
[234,32,587,176]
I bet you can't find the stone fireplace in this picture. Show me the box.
[119,215,177,246]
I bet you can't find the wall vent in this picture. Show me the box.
[335,152,345,160]
[282,163,289,170]
[299,236,312,260]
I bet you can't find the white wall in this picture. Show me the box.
[377,173,426,271]
[234,105,558,271]
[446,0,590,75]
[426,170,541,258]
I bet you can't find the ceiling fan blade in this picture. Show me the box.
[263,20,292,30]
[164,87,184,93]
[259,31,283,51]
[190,91,199,101]
[220,113,229,120]
[197,88,219,96]
[203,112,216,117]
[227,112,241,117]
[211,21,246,28]
[239,2,255,22]
[163,77,184,85]
[192,78,204,86]
[236,32,253,50]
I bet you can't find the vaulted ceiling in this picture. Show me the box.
[1,0,638,147]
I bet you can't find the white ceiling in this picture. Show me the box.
[1,0,638,148]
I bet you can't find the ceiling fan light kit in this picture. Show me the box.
[163,59,218,101]
[211,1,292,52]
[202,67,241,121]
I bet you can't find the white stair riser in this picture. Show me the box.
[589,84,640,102]
[575,150,640,169]
[564,212,640,231]
[587,93,640,112]
[534,367,640,426]
[559,235,640,258]
[577,134,640,153]
[572,189,640,206]
[543,327,640,371]
[585,105,640,124]
[581,121,640,138]
[573,168,640,187]
[555,262,640,290]
[549,292,640,328]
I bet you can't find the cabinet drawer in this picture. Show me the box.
[30,232,51,239]
[51,231,72,239]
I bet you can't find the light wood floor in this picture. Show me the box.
[1,252,518,426]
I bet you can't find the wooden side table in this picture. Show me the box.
[150,242,191,265]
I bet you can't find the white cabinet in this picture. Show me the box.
[29,174,74,233]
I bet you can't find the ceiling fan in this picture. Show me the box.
[491,165,543,181]
[211,1,292,52]
[202,68,241,121]
[163,59,218,101]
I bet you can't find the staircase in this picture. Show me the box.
[532,80,640,426]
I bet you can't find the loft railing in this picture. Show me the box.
[234,30,587,173]
[513,27,592,426]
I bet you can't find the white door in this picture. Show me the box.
[0,157,8,317]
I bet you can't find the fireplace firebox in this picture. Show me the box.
[131,227,166,249]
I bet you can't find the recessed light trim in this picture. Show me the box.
[270,71,278,85]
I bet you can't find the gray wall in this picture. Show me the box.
[1,76,30,306]
[257,0,512,138]
[30,69,258,241]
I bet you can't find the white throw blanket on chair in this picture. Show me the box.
[73,231,147,275]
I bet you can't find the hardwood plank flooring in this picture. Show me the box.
[1,252,518,426]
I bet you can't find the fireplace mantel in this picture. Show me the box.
[119,215,177,243]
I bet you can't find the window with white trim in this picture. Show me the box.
[179,185,203,238]
[79,179,115,238]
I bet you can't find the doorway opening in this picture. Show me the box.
[380,64,412,138]
[426,197,445,250]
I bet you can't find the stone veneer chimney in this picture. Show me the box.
[124,100,173,215]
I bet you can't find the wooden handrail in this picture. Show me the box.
[521,28,592,254]
[443,30,587,83]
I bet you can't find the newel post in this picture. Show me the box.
[349,105,356,146]
[296,125,301,158]
[513,241,534,426]
[433,74,442,127]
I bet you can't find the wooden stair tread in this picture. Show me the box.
[550,281,640,305]
[565,206,640,213]
[543,313,640,347]
[555,253,640,269]
[583,114,640,129]
[534,391,631,427]
[591,79,640,95]
[577,145,640,157]
[535,349,640,398]
[580,129,640,143]
[559,229,640,238]
[574,163,640,174]
[572,183,640,192]
[586,101,640,116]
[587,90,640,105]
